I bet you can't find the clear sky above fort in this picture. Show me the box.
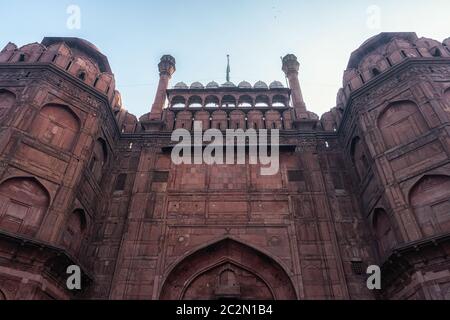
[2,0,450,117]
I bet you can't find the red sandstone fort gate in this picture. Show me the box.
[0,33,449,300]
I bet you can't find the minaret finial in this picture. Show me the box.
[226,54,230,82]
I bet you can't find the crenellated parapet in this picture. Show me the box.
[320,32,450,132]
[0,37,118,103]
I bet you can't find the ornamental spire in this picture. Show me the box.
[226,54,231,82]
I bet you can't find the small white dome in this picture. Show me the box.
[190,82,204,89]
[206,81,219,88]
[254,81,268,89]
[221,81,236,88]
[269,81,284,89]
[238,81,252,88]
[174,82,188,89]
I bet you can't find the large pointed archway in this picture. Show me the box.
[160,238,297,300]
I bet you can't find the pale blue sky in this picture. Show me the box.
[1,0,449,117]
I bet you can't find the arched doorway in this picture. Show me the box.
[160,238,297,300]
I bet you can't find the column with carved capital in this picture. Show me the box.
[141,55,176,131]
[282,54,318,130]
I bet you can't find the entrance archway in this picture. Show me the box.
[160,238,297,300]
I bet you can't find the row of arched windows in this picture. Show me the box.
[165,109,294,131]
[169,94,288,109]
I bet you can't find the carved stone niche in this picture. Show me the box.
[214,265,242,300]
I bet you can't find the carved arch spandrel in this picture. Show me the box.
[159,238,297,300]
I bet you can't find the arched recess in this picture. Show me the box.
[255,95,270,107]
[0,177,50,236]
[238,95,253,108]
[205,95,219,108]
[61,209,87,254]
[409,175,450,237]
[265,110,282,129]
[175,111,193,130]
[0,90,16,121]
[272,95,287,107]
[211,110,228,130]
[31,104,80,152]
[229,110,246,129]
[221,95,236,108]
[160,238,297,300]
[350,137,369,181]
[194,110,211,130]
[247,110,264,129]
[444,88,450,110]
[378,100,427,149]
[188,95,203,108]
[89,138,108,183]
[372,208,397,257]
[171,96,186,109]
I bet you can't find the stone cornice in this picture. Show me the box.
[0,230,94,293]
[0,63,122,137]
[338,58,450,136]
[381,233,450,290]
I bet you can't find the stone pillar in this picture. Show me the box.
[148,55,176,120]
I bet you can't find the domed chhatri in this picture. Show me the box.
[282,54,300,74]
[221,81,236,88]
[238,81,252,89]
[269,81,284,89]
[254,81,269,89]
[206,81,219,88]
[190,82,204,89]
[174,82,188,89]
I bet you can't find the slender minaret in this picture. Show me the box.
[282,54,309,119]
[149,55,176,120]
